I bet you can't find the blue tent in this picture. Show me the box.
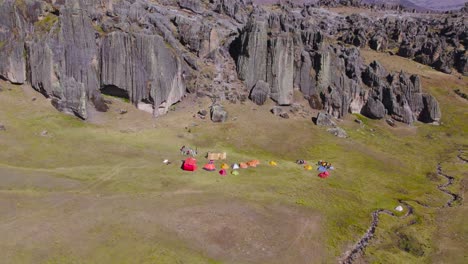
[318,166,327,172]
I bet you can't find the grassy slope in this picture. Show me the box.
[0,49,466,264]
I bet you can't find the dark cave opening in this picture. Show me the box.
[101,85,130,100]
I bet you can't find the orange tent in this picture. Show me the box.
[247,160,260,167]
[239,162,248,169]
[203,161,216,171]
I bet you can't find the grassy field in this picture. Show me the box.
[0,50,466,264]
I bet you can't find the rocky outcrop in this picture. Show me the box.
[101,32,185,117]
[27,3,103,119]
[340,11,468,76]
[0,1,33,84]
[0,0,444,125]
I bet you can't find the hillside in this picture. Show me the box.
[363,0,467,11]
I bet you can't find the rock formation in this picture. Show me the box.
[0,0,447,124]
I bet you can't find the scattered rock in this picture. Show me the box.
[314,112,336,127]
[197,109,207,119]
[354,119,363,125]
[270,106,284,116]
[119,109,128,115]
[40,130,48,137]
[31,97,36,101]
[327,127,348,138]
[210,104,228,123]
[386,118,396,127]
[0,123,5,131]
[279,112,290,119]
[454,89,468,100]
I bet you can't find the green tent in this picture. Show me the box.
[231,170,239,175]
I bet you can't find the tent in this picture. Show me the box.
[182,157,197,171]
[231,170,239,175]
[247,160,260,167]
[296,160,306,165]
[232,163,240,170]
[221,163,229,169]
[203,161,216,171]
[269,161,277,166]
[219,169,227,176]
[318,166,327,173]
[304,165,313,171]
[318,171,330,178]
[239,162,248,169]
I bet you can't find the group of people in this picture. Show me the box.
[317,160,334,170]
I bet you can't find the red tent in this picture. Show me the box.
[203,161,216,171]
[318,171,330,179]
[182,157,197,171]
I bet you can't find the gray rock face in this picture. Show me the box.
[236,15,294,105]
[315,112,336,127]
[237,17,269,90]
[0,1,31,84]
[28,3,102,119]
[101,32,185,117]
[210,104,228,122]
[267,33,294,105]
[250,80,270,105]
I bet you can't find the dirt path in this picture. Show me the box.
[340,149,465,264]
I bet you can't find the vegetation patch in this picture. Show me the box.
[34,13,59,35]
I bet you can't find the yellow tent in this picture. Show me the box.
[304,165,313,171]
[221,163,229,169]
[269,161,277,166]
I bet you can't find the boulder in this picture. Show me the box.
[210,104,228,123]
[361,97,386,119]
[315,112,336,127]
[418,94,441,123]
[249,80,270,105]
